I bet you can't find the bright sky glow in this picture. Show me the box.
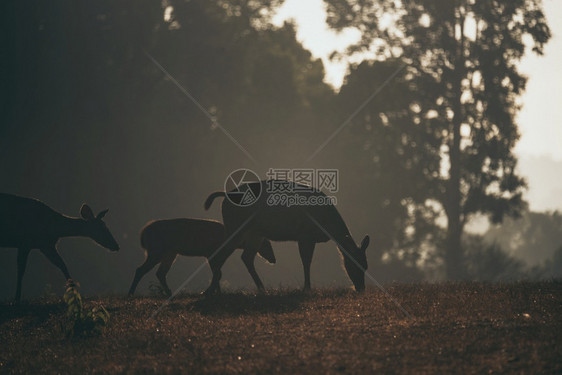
[515,0,562,162]
[272,0,361,88]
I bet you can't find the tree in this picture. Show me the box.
[325,0,550,279]
[463,234,525,281]
[146,0,334,163]
[483,209,562,266]
[335,59,442,269]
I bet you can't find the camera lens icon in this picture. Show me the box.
[224,169,262,207]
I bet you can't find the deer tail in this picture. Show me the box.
[204,191,226,210]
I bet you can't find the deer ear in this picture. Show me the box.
[80,204,95,220]
[360,235,370,252]
[96,209,109,220]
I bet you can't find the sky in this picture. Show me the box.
[272,0,562,212]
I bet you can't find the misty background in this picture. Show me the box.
[1,0,561,299]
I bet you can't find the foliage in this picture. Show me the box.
[483,209,562,266]
[463,235,525,281]
[155,0,334,161]
[326,0,551,278]
[336,58,443,258]
[0,0,336,295]
[63,280,110,338]
[542,246,562,278]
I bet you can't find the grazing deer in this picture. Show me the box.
[204,180,370,294]
[128,218,276,296]
[0,193,120,301]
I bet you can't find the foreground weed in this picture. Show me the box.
[63,280,110,338]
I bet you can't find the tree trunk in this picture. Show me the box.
[445,13,466,280]
[445,208,463,279]
[445,94,464,279]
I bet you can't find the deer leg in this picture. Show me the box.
[241,248,265,291]
[128,255,160,295]
[204,228,246,296]
[205,257,222,296]
[40,247,71,280]
[15,248,31,301]
[204,245,237,296]
[257,238,276,264]
[298,240,316,291]
[205,254,226,296]
[156,253,176,297]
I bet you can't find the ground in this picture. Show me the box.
[0,281,561,374]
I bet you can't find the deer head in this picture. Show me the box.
[80,204,120,252]
[342,235,370,292]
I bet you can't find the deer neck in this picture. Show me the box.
[339,233,356,251]
[58,216,90,238]
[335,232,356,255]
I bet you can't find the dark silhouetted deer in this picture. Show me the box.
[0,193,120,300]
[204,180,370,294]
[128,218,276,296]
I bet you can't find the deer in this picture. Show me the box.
[128,218,276,296]
[0,193,120,301]
[203,180,370,295]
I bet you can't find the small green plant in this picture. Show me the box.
[63,280,110,338]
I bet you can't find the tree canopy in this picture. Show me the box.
[325,0,551,278]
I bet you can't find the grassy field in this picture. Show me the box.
[0,281,561,374]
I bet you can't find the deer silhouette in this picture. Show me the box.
[204,180,370,294]
[0,193,120,300]
[128,218,276,296]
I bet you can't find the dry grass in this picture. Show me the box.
[1,281,561,374]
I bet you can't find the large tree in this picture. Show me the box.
[335,58,442,272]
[325,0,550,278]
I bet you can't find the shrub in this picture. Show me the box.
[63,280,110,338]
